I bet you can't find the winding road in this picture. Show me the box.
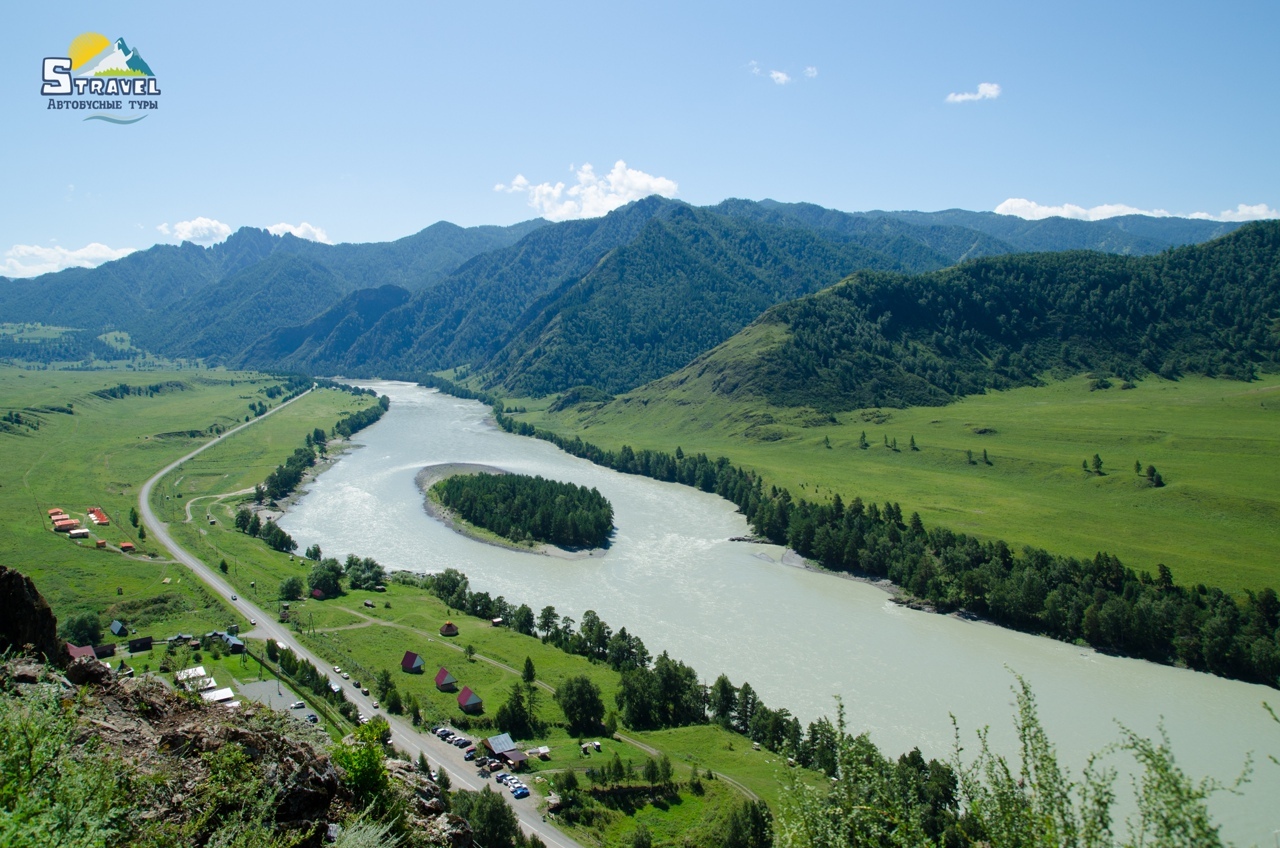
[138,389,584,848]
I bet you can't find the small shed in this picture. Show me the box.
[401,651,424,674]
[119,542,135,552]
[110,620,127,637]
[439,621,458,637]
[457,686,483,713]
[47,507,63,516]
[69,528,90,539]
[128,636,153,653]
[95,540,107,549]
[490,617,504,627]
[222,634,245,654]
[434,666,457,691]
[92,643,116,659]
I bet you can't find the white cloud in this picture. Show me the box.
[995,197,1279,222]
[1,242,136,278]
[770,70,792,85]
[159,216,232,245]
[267,222,332,243]
[804,66,818,78]
[495,160,678,222]
[946,82,1001,103]
[1188,203,1280,222]
[748,60,762,76]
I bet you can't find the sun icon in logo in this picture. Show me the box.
[65,32,154,77]
[68,33,111,72]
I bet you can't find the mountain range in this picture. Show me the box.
[0,200,1258,403]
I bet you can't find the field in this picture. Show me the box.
[0,366,374,642]
[517,373,1280,595]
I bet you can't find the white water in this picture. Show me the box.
[281,382,1277,844]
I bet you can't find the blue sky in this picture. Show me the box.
[3,0,1278,276]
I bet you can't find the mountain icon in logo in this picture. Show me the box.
[69,33,154,78]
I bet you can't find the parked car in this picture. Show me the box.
[249,619,256,625]
[290,701,305,709]
[372,701,379,709]
[464,750,475,761]
[511,786,530,799]
[305,714,318,723]
[493,773,509,785]
[341,672,350,680]
[231,594,237,601]
[334,666,341,673]
[362,687,369,696]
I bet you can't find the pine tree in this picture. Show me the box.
[909,435,918,451]
[522,656,536,683]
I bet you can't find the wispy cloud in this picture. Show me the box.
[267,222,332,243]
[158,217,232,245]
[946,82,1001,103]
[1,242,136,278]
[748,60,815,85]
[495,160,678,222]
[996,197,1279,222]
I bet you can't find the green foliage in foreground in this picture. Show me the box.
[432,471,614,548]
[776,680,1246,848]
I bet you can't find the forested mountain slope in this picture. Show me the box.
[613,219,1280,413]
[481,205,918,395]
[0,218,543,334]
[870,208,1242,254]
[128,253,350,363]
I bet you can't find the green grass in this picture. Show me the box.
[0,366,371,642]
[518,373,1280,595]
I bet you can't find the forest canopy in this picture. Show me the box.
[431,472,614,549]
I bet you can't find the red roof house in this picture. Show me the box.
[457,686,483,713]
[434,666,457,691]
[401,651,424,673]
[66,642,96,661]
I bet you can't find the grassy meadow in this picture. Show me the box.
[0,366,372,641]
[515,373,1280,595]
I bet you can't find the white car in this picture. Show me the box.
[372,701,379,709]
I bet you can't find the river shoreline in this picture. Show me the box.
[414,463,604,561]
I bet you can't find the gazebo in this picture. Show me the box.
[439,621,459,637]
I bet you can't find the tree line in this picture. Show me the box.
[392,564,1237,846]
[479,401,1280,688]
[432,472,613,549]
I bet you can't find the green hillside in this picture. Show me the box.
[512,223,1280,594]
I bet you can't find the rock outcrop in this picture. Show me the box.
[0,565,63,664]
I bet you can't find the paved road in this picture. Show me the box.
[139,390,581,848]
